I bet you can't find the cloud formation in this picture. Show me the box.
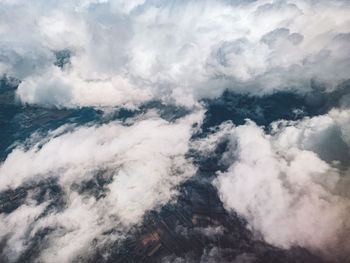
[0,110,203,262]
[0,0,349,108]
[1,0,350,262]
[211,108,350,260]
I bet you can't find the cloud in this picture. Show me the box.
[1,0,350,261]
[211,109,350,260]
[0,0,349,108]
[0,110,203,262]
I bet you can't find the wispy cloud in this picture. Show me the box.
[0,110,203,262]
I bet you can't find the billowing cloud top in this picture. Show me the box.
[1,0,350,108]
[210,109,350,260]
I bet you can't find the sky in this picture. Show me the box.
[0,0,350,262]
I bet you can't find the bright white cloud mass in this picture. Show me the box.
[212,108,350,260]
[0,0,350,262]
[0,0,349,107]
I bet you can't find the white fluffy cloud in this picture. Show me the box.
[1,0,350,261]
[0,110,203,262]
[210,109,350,260]
[0,0,349,108]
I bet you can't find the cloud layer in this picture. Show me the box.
[0,0,349,108]
[1,0,350,262]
